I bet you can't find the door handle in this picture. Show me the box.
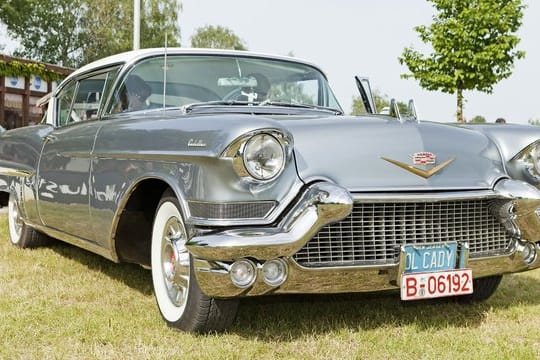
[43,134,58,143]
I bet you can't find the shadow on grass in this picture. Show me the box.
[45,240,540,339]
[230,271,540,340]
[49,241,153,296]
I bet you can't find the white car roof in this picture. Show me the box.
[69,48,325,80]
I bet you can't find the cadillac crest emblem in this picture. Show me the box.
[412,152,436,165]
[381,152,456,179]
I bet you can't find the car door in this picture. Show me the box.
[37,68,119,241]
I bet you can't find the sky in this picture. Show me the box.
[177,0,539,124]
[1,1,538,124]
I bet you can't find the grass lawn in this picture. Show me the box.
[1,213,539,359]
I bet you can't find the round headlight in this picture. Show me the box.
[243,134,285,180]
[522,142,540,181]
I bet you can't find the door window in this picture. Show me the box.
[56,68,120,127]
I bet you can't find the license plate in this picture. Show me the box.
[401,268,473,300]
[404,242,458,273]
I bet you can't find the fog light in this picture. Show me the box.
[262,258,288,286]
[230,259,256,288]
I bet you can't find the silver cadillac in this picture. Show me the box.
[2,48,540,332]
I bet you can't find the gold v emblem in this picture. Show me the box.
[381,157,456,179]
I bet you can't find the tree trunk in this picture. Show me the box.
[457,88,464,123]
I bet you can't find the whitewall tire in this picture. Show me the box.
[7,193,50,248]
[151,191,238,332]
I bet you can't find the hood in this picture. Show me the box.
[282,116,506,192]
[461,123,540,162]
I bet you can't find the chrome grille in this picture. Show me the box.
[293,199,514,268]
[188,200,276,220]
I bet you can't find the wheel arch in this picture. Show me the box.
[112,175,190,267]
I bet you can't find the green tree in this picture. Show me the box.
[529,118,540,126]
[140,0,181,49]
[0,0,182,67]
[351,90,407,116]
[80,0,133,65]
[470,115,486,123]
[190,25,247,50]
[399,0,525,123]
[81,0,181,64]
[0,0,86,67]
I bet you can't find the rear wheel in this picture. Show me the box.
[151,191,238,332]
[457,275,502,303]
[8,193,50,248]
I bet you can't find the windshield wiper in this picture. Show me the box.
[182,99,343,115]
[258,100,343,115]
[182,100,251,113]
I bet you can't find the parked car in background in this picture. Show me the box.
[1,48,540,332]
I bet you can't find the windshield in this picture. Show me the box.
[108,55,342,113]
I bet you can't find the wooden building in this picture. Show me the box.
[0,54,73,129]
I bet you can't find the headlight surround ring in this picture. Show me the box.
[242,133,285,181]
[222,128,293,183]
[513,141,540,184]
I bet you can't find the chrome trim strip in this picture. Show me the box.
[27,220,117,262]
[351,190,500,202]
[0,165,34,178]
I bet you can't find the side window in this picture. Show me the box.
[73,73,111,122]
[57,81,77,126]
[109,72,152,114]
[56,68,120,127]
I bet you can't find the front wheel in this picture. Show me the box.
[7,193,50,248]
[151,191,238,332]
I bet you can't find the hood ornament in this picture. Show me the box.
[382,152,455,179]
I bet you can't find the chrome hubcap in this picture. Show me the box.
[8,196,22,241]
[161,217,190,307]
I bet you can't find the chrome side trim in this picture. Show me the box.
[185,182,353,261]
[0,165,34,178]
[27,220,117,262]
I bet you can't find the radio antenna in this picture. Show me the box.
[163,34,168,109]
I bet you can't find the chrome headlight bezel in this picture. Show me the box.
[222,128,293,183]
[242,133,285,181]
[512,140,540,184]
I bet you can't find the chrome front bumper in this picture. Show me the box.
[193,248,540,298]
[185,180,540,298]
